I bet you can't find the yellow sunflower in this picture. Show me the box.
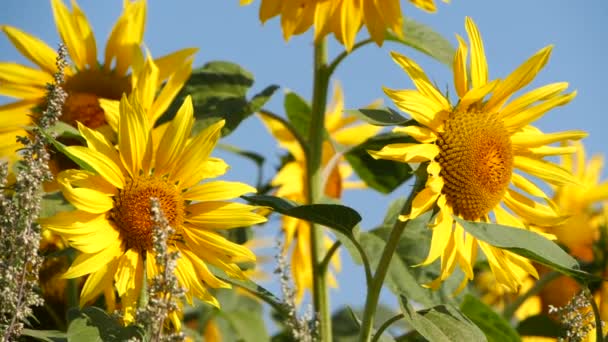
[40,94,267,324]
[369,17,584,292]
[241,0,444,51]
[259,82,381,302]
[0,0,196,168]
[550,142,608,262]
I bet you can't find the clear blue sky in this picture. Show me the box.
[2,0,607,320]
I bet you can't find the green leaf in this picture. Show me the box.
[387,16,456,66]
[224,310,269,342]
[66,307,144,341]
[460,295,521,342]
[345,132,415,194]
[39,128,96,173]
[344,108,411,126]
[158,61,279,136]
[399,296,487,342]
[207,263,290,317]
[517,314,565,338]
[21,329,67,342]
[284,91,312,139]
[242,194,362,235]
[455,217,595,283]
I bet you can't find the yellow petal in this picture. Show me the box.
[453,35,468,98]
[70,0,97,68]
[505,91,577,131]
[0,82,47,99]
[63,239,122,278]
[118,94,150,177]
[99,98,120,132]
[181,249,231,289]
[401,182,441,220]
[0,100,37,129]
[1,25,57,74]
[183,181,256,201]
[64,145,125,189]
[183,227,256,262]
[187,202,267,229]
[465,17,488,89]
[80,258,118,306]
[40,210,107,236]
[486,46,553,112]
[0,62,53,87]
[384,88,447,131]
[390,51,450,109]
[514,155,577,186]
[393,125,437,143]
[503,189,567,226]
[339,0,362,51]
[154,47,197,82]
[511,130,587,148]
[149,59,193,124]
[172,120,225,188]
[510,173,549,199]
[333,124,382,146]
[58,175,114,214]
[501,82,569,120]
[459,80,499,110]
[115,249,143,324]
[51,0,86,69]
[368,143,440,163]
[493,205,525,228]
[77,122,123,173]
[417,196,453,266]
[155,96,194,174]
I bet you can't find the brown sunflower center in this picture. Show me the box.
[436,109,513,220]
[112,176,184,252]
[61,69,131,129]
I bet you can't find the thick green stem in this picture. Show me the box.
[307,38,332,341]
[359,169,426,342]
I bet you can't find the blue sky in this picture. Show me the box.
[2,0,607,323]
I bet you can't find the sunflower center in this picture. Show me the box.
[61,69,131,129]
[112,176,184,252]
[436,109,513,220]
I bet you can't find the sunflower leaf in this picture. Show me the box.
[284,91,312,139]
[460,295,521,342]
[387,16,456,67]
[38,127,97,173]
[66,307,144,341]
[158,61,279,136]
[344,108,411,126]
[399,296,487,342]
[242,194,362,235]
[345,132,415,194]
[455,218,596,283]
[21,329,67,342]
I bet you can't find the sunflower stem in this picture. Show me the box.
[327,38,375,78]
[359,167,427,342]
[307,38,332,342]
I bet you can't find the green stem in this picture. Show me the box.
[586,287,604,342]
[502,271,560,320]
[307,38,332,341]
[359,168,427,342]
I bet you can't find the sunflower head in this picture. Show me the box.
[41,93,266,322]
[370,17,584,292]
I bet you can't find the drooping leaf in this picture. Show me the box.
[387,16,456,67]
[158,61,279,136]
[516,314,565,339]
[284,91,312,139]
[66,307,144,341]
[460,295,520,342]
[399,296,487,342]
[345,132,415,194]
[455,217,595,283]
[344,108,411,126]
[242,194,362,235]
[21,329,67,342]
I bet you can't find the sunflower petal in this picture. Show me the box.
[465,17,488,88]
[62,239,122,278]
[392,125,437,143]
[51,0,86,69]
[64,145,125,189]
[453,35,468,98]
[514,155,577,186]
[368,143,440,163]
[187,202,267,229]
[183,181,256,201]
[1,25,57,74]
[80,258,118,306]
[118,94,149,177]
[505,91,577,131]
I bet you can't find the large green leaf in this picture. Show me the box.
[242,194,362,235]
[21,329,67,342]
[399,296,487,342]
[213,289,270,342]
[455,218,594,282]
[345,108,411,126]
[345,132,415,194]
[158,61,279,136]
[387,17,456,67]
[460,295,520,342]
[66,307,144,341]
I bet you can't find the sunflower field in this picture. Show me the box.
[1,1,607,341]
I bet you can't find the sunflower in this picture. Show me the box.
[40,94,266,324]
[259,82,381,302]
[241,0,444,51]
[0,0,196,169]
[369,17,585,292]
[550,142,608,262]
